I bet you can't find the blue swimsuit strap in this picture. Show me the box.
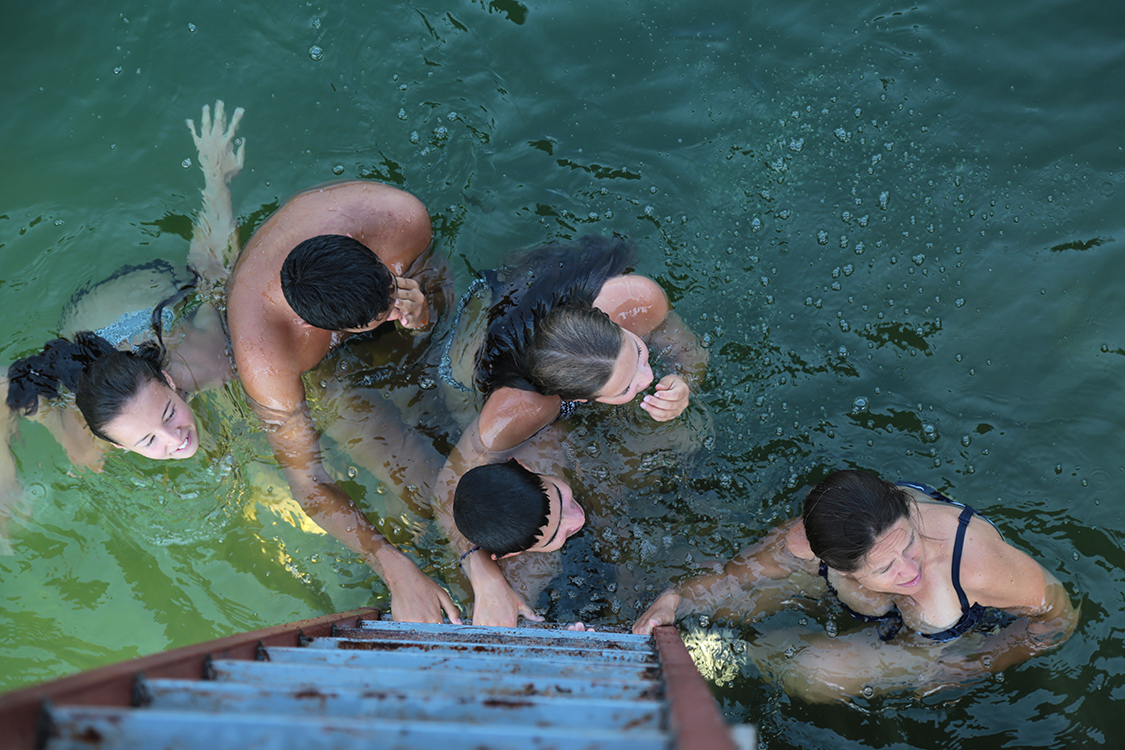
[949,504,975,612]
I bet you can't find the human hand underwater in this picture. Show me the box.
[470,563,544,627]
[632,589,681,635]
[392,276,430,331]
[187,100,245,185]
[384,552,462,624]
[639,374,690,422]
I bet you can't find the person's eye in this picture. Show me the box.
[167,407,176,422]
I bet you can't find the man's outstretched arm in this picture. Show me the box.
[251,378,461,624]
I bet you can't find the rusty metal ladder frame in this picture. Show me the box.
[0,607,738,750]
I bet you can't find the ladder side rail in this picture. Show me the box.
[0,607,380,750]
[652,626,738,750]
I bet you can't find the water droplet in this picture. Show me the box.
[308,45,324,61]
[113,66,123,75]
[419,377,436,390]
[187,22,196,32]
[817,230,829,245]
[347,466,357,479]
[181,158,192,168]
[332,164,345,175]
[851,397,868,414]
[834,127,851,143]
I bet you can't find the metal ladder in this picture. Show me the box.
[1,608,750,750]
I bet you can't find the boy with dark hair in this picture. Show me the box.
[279,234,397,332]
[453,459,585,558]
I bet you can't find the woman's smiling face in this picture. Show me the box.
[593,329,654,405]
[102,374,200,460]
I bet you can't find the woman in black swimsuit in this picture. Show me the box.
[634,469,1077,702]
[434,236,709,627]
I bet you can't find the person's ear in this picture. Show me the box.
[162,370,177,391]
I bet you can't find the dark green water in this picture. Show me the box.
[2,1,1123,747]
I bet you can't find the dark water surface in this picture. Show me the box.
[2,1,1123,747]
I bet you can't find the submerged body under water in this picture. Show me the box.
[2,0,1124,748]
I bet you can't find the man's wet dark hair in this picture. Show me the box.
[6,331,167,443]
[280,234,395,331]
[453,459,551,556]
[802,469,912,573]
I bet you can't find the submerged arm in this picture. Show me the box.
[0,380,23,552]
[159,101,245,394]
[252,382,460,624]
[633,518,811,635]
[186,100,244,290]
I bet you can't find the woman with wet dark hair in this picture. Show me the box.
[433,234,709,627]
[634,469,1077,702]
[1,102,244,540]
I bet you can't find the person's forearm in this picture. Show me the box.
[647,310,708,386]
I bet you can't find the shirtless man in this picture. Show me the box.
[227,180,460,623]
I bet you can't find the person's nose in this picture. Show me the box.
[566,502,586,536]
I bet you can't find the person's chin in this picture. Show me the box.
[172,431,198,459]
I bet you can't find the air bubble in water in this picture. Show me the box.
[309,45,324,61]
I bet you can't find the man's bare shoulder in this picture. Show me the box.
[236,180,430,273]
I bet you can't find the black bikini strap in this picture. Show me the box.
[950,505,975,613]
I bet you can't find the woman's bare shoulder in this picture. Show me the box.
[593,275,670,335]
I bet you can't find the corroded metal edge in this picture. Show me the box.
[0,607,381,750]
[652,625,738,750]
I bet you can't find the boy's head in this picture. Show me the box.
[280,234,396,331]
[453,459,585,558]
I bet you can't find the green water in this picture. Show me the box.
[2,0,1123,747]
